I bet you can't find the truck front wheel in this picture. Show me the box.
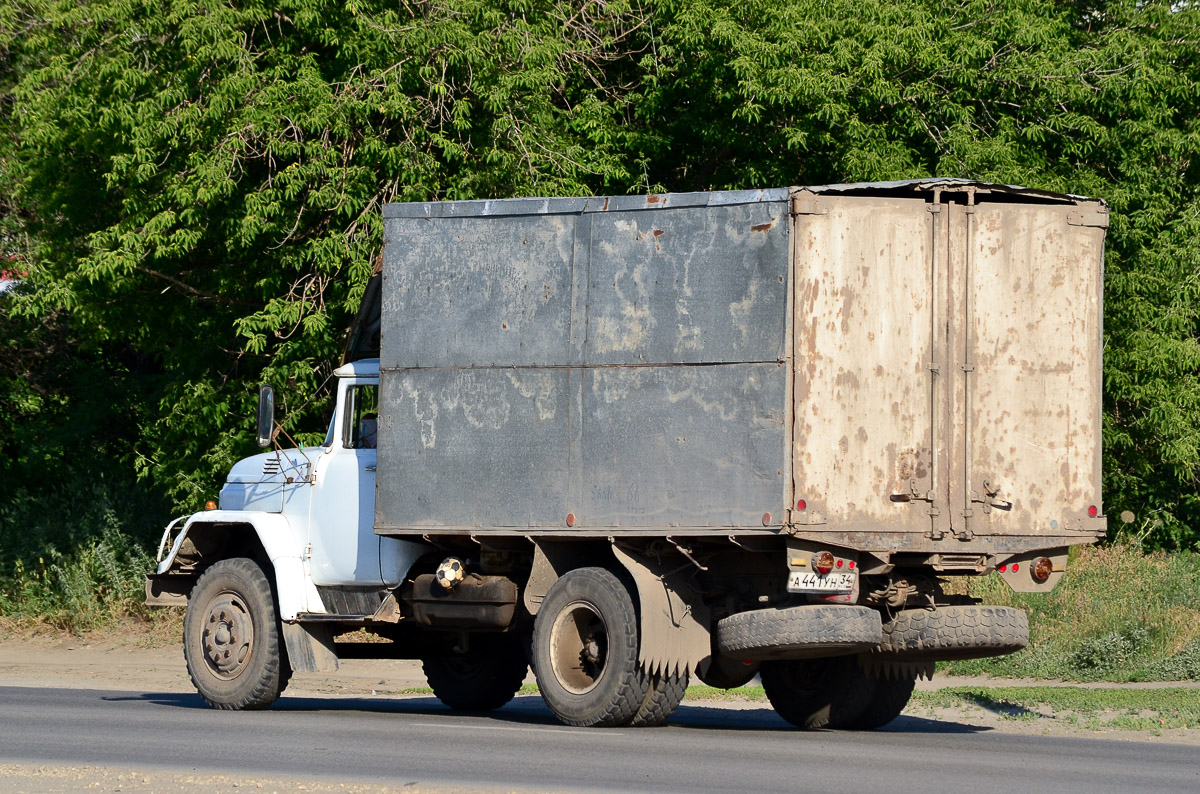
[532,567,651,727]
[183,557,291,710]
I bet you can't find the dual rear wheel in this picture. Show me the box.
[759,656,915,730]
[531,566,688,728]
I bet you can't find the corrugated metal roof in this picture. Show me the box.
[382,179,1098,218]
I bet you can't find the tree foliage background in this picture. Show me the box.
[0,0,1197,600]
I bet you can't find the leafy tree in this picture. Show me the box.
[0,0,1198,557]
[0,0,646,511]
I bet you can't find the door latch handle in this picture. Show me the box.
[364,465,376,472]
[891,478,934,503]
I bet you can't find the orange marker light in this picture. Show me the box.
[205,500,218,510]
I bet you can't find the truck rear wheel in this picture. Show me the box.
[422,634,529,711]
[629,669,689,727]
[847,675,916,730]
[759,656,875,729]
[183,557,291,710]
[532,567,651,727]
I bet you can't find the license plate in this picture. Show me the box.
[787,570,856,593]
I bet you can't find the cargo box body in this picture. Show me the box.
[375,180,1107,562]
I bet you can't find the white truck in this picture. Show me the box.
[148,179,1107,729]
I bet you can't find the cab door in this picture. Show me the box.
[307,379,394,586]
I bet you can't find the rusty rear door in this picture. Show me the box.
[946,192,1107,543]
[791,182,1107,552]
[791,190,945,541]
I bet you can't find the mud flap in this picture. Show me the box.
[858,656,935,681]
[612,546,711,678]
[282,622,339,673]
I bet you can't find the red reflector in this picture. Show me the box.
[1088,505,1098,518]
[836,559,843,568]
[796,499,807,511]
[1012,563,1020,572]
[849,560,855,570]
[998,564,1007,572]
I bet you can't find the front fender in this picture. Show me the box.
[154,510,322,620]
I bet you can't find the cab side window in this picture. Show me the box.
[343,385,379,449]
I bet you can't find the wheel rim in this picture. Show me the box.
[549,600,609,695]
[200,590,255,680]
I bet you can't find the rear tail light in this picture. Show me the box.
[1031,557,1053,583]
[812,551,835,575]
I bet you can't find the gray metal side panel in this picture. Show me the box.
[377,195,792,534]
[376,368,571,528]
[380,214,575,369]
[582,363,788,527]
[583,202,789,365]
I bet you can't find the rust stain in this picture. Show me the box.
[751,219,777,233]
[601,197,609,211]
[646,194,660,205]
[652,229,664,238]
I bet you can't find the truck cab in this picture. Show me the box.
[150,359,429,620]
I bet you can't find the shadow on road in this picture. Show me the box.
[104,691,990,735]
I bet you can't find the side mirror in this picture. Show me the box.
[256,385,275,448]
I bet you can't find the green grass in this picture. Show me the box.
[940,541,1200,682]
[911,686,1200,732]
[683,685,768,702]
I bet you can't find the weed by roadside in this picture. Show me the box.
[942,541,1200,682]
[0,480,172,634]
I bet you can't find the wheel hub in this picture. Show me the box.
[201,592,255,680]
[549,601,608,695]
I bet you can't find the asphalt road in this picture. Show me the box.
[2,686,1196,793]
